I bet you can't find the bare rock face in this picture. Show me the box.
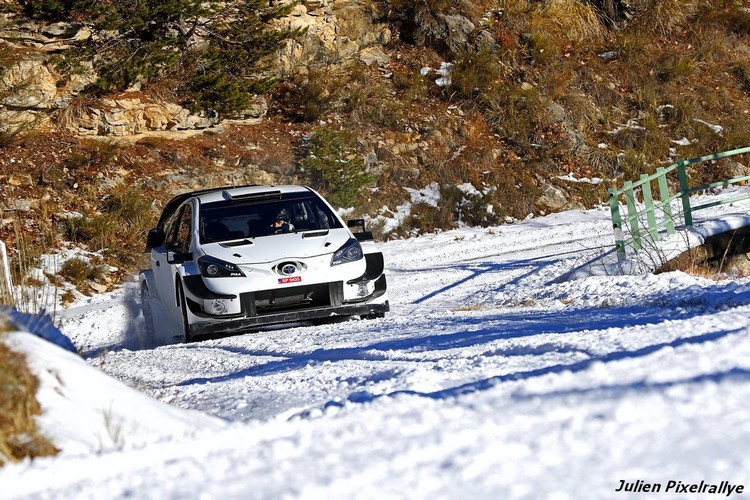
[536,182,570,212]
[275,0,392,74]
[0,16,97,133]
[0,52,94,109]
[1,1,393,137]
[0,16,259,137]
[400,4,476,57]
[413,6,448,49]
[444,15,475,55]
[303,0,329,10]
[0,18,92,51]
[64,99,223,136]
[0,108,49,134]
[1,58,59,109]
[0,54,95,134]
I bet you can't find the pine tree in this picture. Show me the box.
[19,0,305,116]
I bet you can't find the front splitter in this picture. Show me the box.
[188,301,390,339]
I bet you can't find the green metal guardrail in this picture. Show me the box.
[608,146,750,255]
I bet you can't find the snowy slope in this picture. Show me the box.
[4,332,225,455]
[2,202,750,499]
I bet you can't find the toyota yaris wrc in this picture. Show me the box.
[139,185,389,341]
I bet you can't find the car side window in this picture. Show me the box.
[174,204,193,253]
[162,210,181,248]
[165,203,193,253]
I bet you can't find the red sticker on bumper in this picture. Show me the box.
[278,276,302,284]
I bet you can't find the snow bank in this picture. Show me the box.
[1,331,225,460]
[1,307,76,352]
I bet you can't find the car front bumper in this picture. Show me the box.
[185,274,389,338]
[188,300,390,337]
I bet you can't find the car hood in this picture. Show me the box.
[200,229,351,265]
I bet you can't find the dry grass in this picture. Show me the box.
[631,0,699,36]
[58,185,155,271]
[451,47,505,99]
[687,157,745,189]
[273,67,347,123]
[58,257,108,295]
[452,304,484,312]
[6,219,49,314]
[656,249,750,278]
[530,0,605,61]
[0,338,58,466]
[343,67,404,130]
[54,97,101,134]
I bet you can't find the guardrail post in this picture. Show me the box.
[624,181,641,250]
[676,159,693,226]
[608,188,626,256]
[656,167,675,235]
[640,174,658,242]
[0,240,13,305]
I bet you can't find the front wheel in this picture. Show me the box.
[362,312,385,320]
[176,281,191,343]
[141,282,156,341]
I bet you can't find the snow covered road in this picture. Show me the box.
[3,206,750,499]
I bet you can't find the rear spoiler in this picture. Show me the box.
[347,219,374,242]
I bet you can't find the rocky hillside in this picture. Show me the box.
[1,0,750,297]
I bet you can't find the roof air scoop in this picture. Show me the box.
[222,189,282,203]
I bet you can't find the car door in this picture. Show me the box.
[152,202,193,323]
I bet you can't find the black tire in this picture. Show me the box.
[362,312,385,320]
[141,282,156,341]
[176,281,191,343]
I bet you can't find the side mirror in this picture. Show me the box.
[167,250,193,264]
[347,218,374,242]
[145,228,165,252]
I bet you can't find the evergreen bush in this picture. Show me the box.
[301,128,375,209]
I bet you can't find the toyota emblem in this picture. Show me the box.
[280,263,297,275]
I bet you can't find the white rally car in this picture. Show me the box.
[139,185,389,341]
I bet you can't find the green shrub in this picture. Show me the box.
[17,0,87,18]
[399,202,455,236]
[441,184,503,227]
[300,128,376,209]
[395,184,506,237]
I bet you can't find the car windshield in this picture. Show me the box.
[199,193,343,243]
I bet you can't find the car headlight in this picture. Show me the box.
[331,238,364,266]
[198,255,245,278]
